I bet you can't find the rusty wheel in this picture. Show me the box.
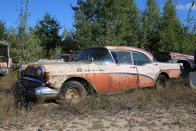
[155,75,167,89]
[60,81,86,103]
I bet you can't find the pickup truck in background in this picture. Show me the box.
[154,52,195,75]
[0,41,12,75]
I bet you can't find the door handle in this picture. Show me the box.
[130,66,136,69]
[153,63,158,66]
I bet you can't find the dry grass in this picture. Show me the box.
[0,73,196,130]
[59,78,196,115]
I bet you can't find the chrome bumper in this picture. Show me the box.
[15,81,59,100]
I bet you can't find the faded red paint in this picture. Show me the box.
[81,73,109,93]
[108,74,138,91]
[162,70,180,78]
[81,73,138,92]
[138,75,154,88]
[171,52,194,59]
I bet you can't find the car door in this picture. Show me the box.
[132,52,160,88]
[108,51,138,91]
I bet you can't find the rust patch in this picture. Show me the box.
[171,52,194,59]
[162,70,180,78]
[81,73,109,93]
[108,74,138,91]
[138,75,154,88]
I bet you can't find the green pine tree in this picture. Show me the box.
[73,0,140,48]
[141,0,160,53]
[159,0,183,52]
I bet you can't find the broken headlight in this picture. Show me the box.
[37,66,45,78]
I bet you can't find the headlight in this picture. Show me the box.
[36,66,45,78]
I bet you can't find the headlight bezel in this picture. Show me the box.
[36,66,45,78]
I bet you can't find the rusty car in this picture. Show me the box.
[16,46,181,103]
[154,52,195,74]
[0,41,12,75]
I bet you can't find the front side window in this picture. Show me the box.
[133,52,151,66]
[75,48,113,62]
[111,51,132,64]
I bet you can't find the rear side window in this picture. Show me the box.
[111,51,132,64]
[133,52,151,66]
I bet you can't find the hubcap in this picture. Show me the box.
[65,87,81,103]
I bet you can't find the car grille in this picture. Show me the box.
[21,78,43,89]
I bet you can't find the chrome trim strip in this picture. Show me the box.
[109,72,154,81]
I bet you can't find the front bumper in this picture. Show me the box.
[15,81,59,100]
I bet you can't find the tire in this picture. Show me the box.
[155,75,167,89]
[180,62,191,76]
[59,81,86,103]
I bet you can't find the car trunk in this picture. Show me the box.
[154,52,171,62]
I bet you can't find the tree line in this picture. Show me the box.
[0,0,196,66]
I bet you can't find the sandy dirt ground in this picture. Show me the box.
[1,102,196,131]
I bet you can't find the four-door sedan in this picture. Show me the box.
[16,46,181,103]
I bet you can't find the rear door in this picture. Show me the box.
[132,52,160,88]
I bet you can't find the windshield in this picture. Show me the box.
[75,48,113,62]
[0,47,8,57]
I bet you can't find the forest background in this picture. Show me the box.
[0,0,196,66]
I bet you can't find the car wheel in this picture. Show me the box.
[60,81,86,103]
[155,75,167,89]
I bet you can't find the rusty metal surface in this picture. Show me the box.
[82,73,109,93]
[170,52,194,60]
[161,70,180,78]
[108,73,138,91]
[138,75,154,88]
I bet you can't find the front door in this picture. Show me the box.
[108,51,138,91]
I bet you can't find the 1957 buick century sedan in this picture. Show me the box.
[16,46,181,103]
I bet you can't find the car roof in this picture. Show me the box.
[82,46,154,61]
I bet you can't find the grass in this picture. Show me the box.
[0,73,196,130]
[59,77,196,115]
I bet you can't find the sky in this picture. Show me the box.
[0,0,196,33]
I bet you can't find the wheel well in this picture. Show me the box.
[159,72,169,80]
[178,60,191,70]
[65,77,97,95]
